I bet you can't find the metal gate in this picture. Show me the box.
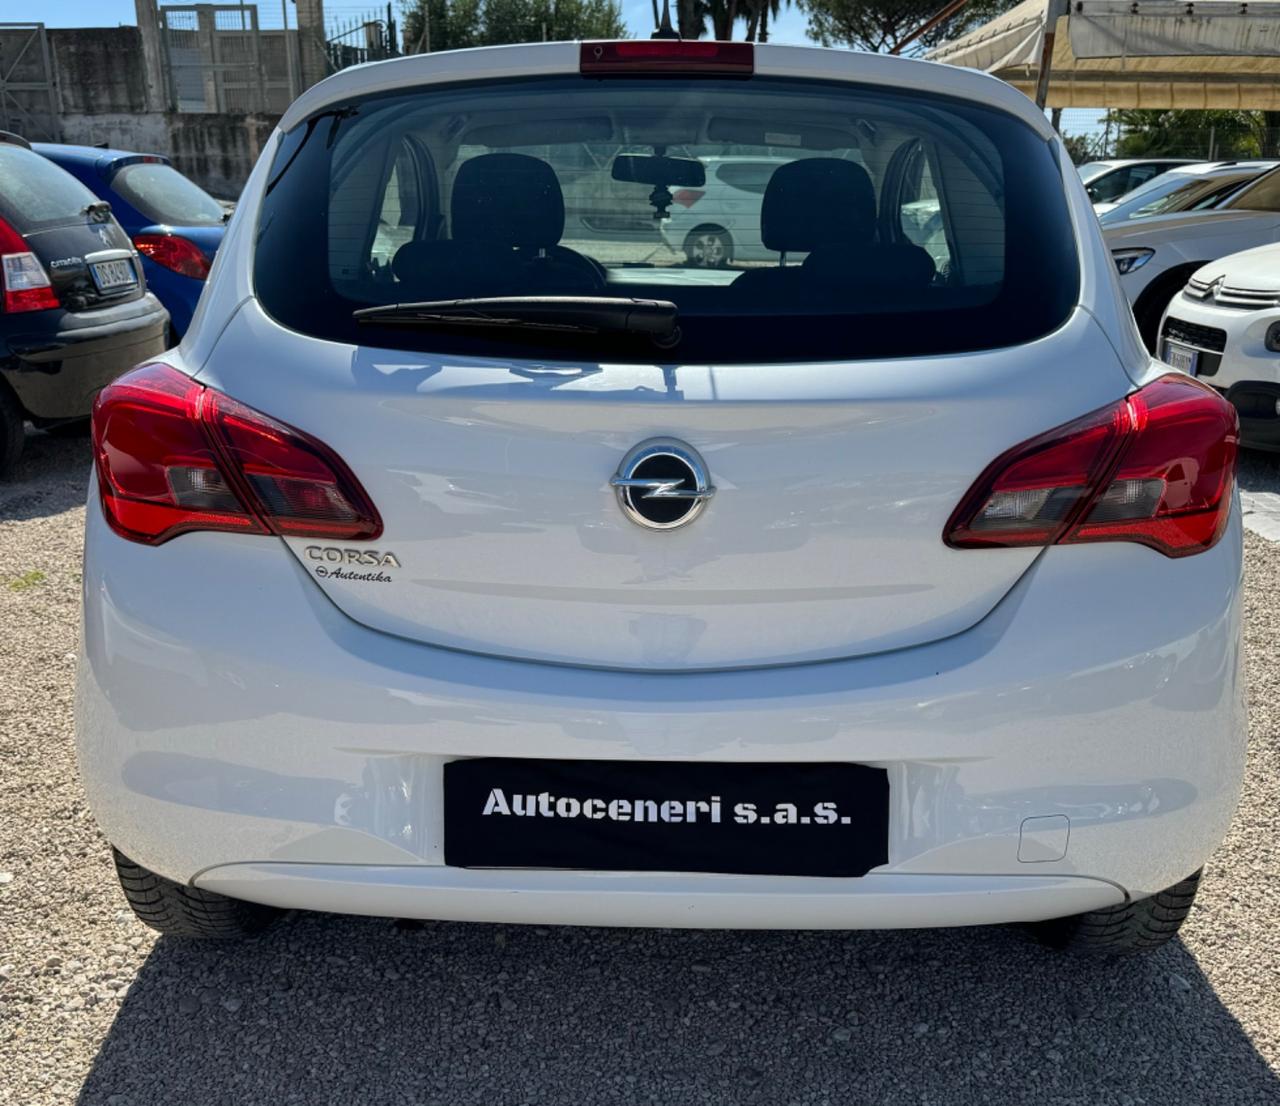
[0,23,60,142]
[160,4,270,113]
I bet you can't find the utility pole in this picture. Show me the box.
[1034,0,1070,111]
[281,0,299,101]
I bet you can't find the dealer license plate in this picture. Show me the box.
[444,758,890,877]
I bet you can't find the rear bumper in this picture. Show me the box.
[76,491,1247,928]
[195,865,1123,929]
[1,294,169,419]
[138,258,203,338]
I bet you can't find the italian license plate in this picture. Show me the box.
[91,258,138,292]
[444,758,890,877]
[1163,340,1198,375]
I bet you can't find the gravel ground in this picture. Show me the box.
[2,432,1280,1106]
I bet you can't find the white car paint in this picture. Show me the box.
[657,156,790,264]
[1159,241,1280,448]
[1103,169,1280,341]
[76,42,1245,933]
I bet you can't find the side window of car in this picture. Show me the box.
[370,141,422,274]
[898,146,953,277]
[715,162,774,195]
[1127,166,1158,191]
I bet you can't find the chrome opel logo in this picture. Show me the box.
[610,438,715,530]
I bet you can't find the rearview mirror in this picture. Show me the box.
[611,155,706,188]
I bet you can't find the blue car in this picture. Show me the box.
[34,145,227,338]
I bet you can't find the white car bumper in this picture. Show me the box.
[1160,291,1280,449]
[76,492,1246,929]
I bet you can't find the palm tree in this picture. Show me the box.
[742,0,787,41]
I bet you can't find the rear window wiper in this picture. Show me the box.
[353,296,679,346]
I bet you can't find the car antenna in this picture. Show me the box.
[652,0,680,39]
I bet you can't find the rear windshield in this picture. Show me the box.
[1224,166,1280,212]
[110,162,226,227]
[0,146,99,232]
[255,76,1079,363]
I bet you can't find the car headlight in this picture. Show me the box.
[1267,321,1280,353]
[1112,247,1155,276]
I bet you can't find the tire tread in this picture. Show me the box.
[111,848,280,939]
[1031,869,1202,954]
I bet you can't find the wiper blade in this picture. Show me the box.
[353,296,679,344]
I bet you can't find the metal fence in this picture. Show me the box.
[155,1,396,115]
[0,23,59,141]
[1057,109,1280,162]
[326,6,397,71]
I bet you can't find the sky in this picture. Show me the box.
[39,0,816,41]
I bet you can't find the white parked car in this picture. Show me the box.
[658,155,790,266]
[78,41,1244,952]
[1158,241,1280,449]
[1105,164,1280,347]
[1077,158,1199,205]
[1096,160,1275,224]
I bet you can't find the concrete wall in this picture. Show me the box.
[50,27,150,115]
[48,27,280,198]
[167,113,279,198]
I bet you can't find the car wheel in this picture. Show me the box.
[684,226,734,269]
[1133,264,1204,353]
[112,848,282,939]
[1029,869,1202,954]
[0,380,25,479]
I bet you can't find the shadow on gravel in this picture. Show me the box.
[77,914,1279,1106]
[0,431,92,522]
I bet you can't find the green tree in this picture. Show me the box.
[403,0,623,51]
[1109,109,1280,159]
[797,0,1018,55]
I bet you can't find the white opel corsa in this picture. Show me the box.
[77,40,1246,952]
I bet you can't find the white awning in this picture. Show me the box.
[927,0,1280,109]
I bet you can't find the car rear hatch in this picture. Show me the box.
[0,144,143,313]
[217,47,1110,671]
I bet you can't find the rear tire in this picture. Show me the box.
[684,225,734,268]
[112,848,281,939]
[1030,869,1202,954]
[0,380,25,479]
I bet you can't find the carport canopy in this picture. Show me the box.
[926,0,1280,109]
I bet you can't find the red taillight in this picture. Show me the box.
[945,375,1238,559]
[0,214,59,313]
[92,363,382,546]
[672,189,705,208]
[580,40,754,76]
[133,233,212,280]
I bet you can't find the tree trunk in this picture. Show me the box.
[745,5,759,40]
[759,3,768,41]
[677,0,698,37]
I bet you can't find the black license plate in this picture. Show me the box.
[444,758,889,877]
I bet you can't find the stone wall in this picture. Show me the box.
[47,26,281,198]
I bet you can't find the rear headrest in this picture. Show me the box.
[451,153,565,249]
[761,158,876,254]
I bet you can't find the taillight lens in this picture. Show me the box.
[133,233,212,280]
[0,215,59,313]
[92,363,382,546]
[672,189,705,208]
[945,375,1238,558]
[580,40,754,76]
